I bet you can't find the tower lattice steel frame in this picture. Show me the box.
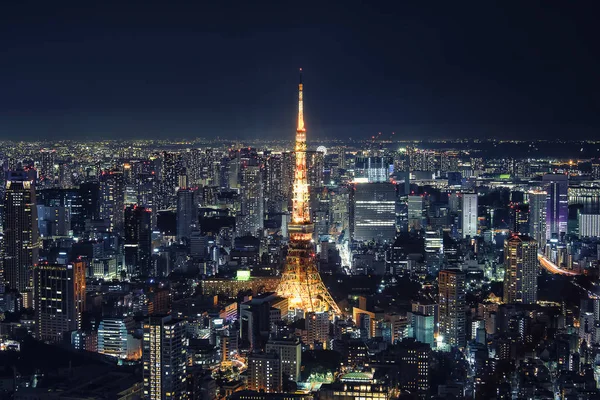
[277,70,341,315]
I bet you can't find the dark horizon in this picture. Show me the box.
[1,1,599,140]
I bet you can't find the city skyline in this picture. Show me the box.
[1,2,599,140]
[4,3,600,399]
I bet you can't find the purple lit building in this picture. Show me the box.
[543,174,568,242]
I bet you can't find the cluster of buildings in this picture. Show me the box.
[2,78,600,400]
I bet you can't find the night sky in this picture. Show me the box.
[1,1,599,141]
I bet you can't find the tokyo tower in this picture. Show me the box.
[277,69,341,315]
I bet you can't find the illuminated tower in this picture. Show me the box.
[277,70,341,315]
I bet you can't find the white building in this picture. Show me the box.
[462,193,478,238]
[579,214,600,238]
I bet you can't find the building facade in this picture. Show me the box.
[503,235,538,305]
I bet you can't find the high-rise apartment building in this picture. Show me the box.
[543,174,568,241]
[3,171,40,292]
[265,338,302,382]
[352,183,396,243]
[239,164,264,237]
[528,190,547,246]
[143,315,187,400]
[100,170,125,233]
[305,312,330,349]
[503,235,538,305]
[247,352,282,393]
[438,269,466,348]
[34,262,86,343]
[264,153,284,213]
[461,193,478,238]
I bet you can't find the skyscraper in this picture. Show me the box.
[352,183,397,243]
[143,315,187,400]
[34,262,86,343]
[3,171,40,292]
[124,205,152,277]
[239,164,264,237]
[503,235,538,305]
[438,269,466,348]
[528,190,547,246]
[462,193,478,238]
[543,173,568,241]
[407,195,424,231]
[176,188,197,242]
[100,170,125,233]
[264,153,284,213]
[509,202,529,235]
[277,70,340,315]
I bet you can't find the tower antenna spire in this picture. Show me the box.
[296,68,305,135]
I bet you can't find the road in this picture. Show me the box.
[537,253,580,276]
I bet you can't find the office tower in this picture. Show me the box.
[36,204,70,237]
[265,338,302,382]
[543,173,568,241]
[124,205,152,277]
[579,214,600,238]
[503,235,538,304]
[529,190,547,246]
[79,181,100,221]
[3,171,40,292]
[277,70,341,315]
[409,311,435,346]
[71,330,98,352]
[239,164,264,237]
[247,352,282,393]
[438,269,466,348]
[100,170,125,233]
[412,300,439,336]
[306,311,331,349]
[407,195,424,231]
[509,202,529,235]
[352,183,397,243]
[143,315,187,400]
[37,188,85,236]
[354,156,392,183]
[98,317,139,359]
[396,339,431,396]
[34,262,86,343]
[176,188,197,241]
[462,193,478,238]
